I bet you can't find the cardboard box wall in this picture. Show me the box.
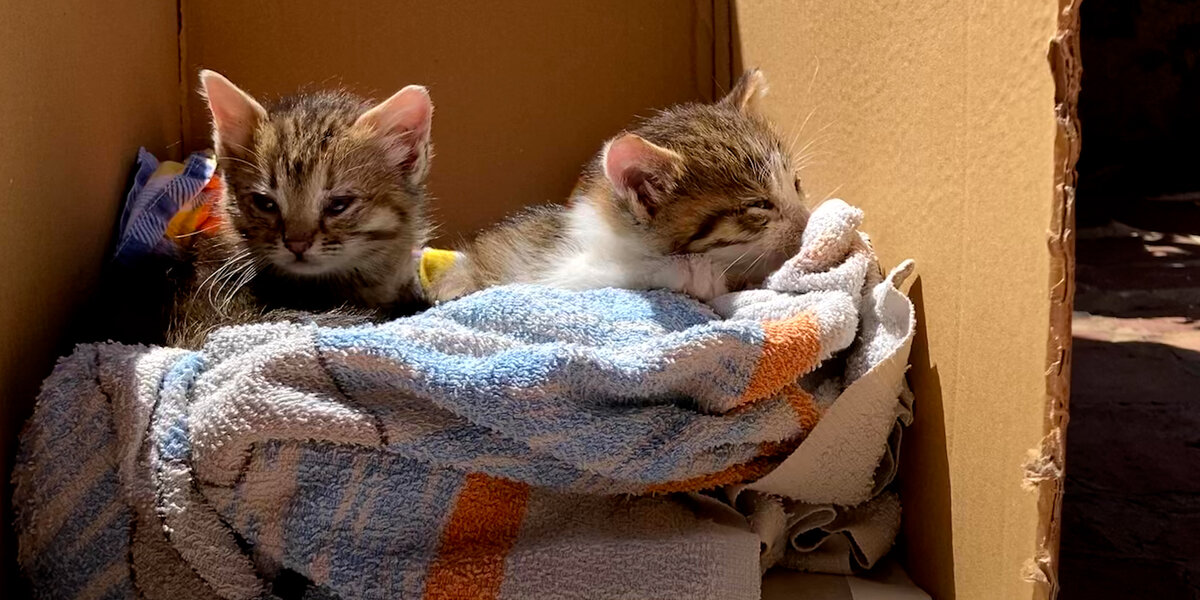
[0,1,1080,598]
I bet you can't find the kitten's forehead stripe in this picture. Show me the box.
[319,125,335,151]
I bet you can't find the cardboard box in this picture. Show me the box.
[0,1,1080,597]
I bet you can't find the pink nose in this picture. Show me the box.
[286,239,313,257]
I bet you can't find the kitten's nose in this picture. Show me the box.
[286,239,313,257]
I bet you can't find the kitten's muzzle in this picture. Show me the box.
[286,238,314,258]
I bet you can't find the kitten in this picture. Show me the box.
[167,70,435,347]
[429,69,808,303]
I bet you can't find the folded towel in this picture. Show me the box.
[763,560,931,600]
[14,199,916,600]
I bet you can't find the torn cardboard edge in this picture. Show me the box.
[1036,0,1083,598]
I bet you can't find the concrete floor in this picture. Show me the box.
[1059,205,1200,599]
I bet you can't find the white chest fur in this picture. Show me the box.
[536,202,728,300]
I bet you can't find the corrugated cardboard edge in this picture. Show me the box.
[1028,1,1081,598]
[693,0,720,102]
[176,0,190,157]
[710,0,735,100]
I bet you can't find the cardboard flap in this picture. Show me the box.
[730,1,1073,597]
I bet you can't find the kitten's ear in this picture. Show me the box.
[200,70,267,155]
[354,85,434,182]
[720,68,768,114]
[602,133,684,221]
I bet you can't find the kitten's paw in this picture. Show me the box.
[679,256,728,301]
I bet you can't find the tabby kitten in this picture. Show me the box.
[429,69,808,303]
[168,70,435,347]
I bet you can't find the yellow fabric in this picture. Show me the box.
[152,160,186,178]
[419,248,459,293]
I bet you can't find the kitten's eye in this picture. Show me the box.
[249,193,277,213]
[326,195,356,215]
[747,198,774,210]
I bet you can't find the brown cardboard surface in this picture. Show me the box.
[0,0,181,587]
[180,0,712,243]
[731,2,1064,599]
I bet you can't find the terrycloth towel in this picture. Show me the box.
[14,199,917,600]
[763,560,931,600]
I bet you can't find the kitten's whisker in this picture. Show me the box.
[789,107,819,156]
[820,184,844,203]
[207,263,240,307]
[203,250,253,301]
[721,250,752,278]
[217,155,266,173]
[220,262,260,310]
[214,258,257,309]
[793,131,836,160]
[198,251,250,295]
[806,58,821,96]
[797,121,838,150]
[793,150,829,166]
[794,152,829,170]
[745,252,768,274]
[173,224,222,239]
[229,142,267,164]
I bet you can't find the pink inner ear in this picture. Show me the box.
[604,136,643,192]
[201,70,265,151]
[604,135,661,195]
[603,134,683,206]
[356,85,432,140]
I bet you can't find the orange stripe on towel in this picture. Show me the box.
[740,313,823,405]
[424,473,530,600]
[783,384,822,431]
[643,443,797,494]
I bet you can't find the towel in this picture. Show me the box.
[762,560,931,600]
[14,199,917,600]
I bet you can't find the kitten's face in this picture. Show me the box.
[600,70,809,287]
[202,72,433,282]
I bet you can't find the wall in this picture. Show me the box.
[0,0,182,587]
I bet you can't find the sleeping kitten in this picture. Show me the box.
[429,69,808,303]
[167,70,435,347]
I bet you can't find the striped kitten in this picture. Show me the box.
[168,71,434,347]
[430,69,808,303]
